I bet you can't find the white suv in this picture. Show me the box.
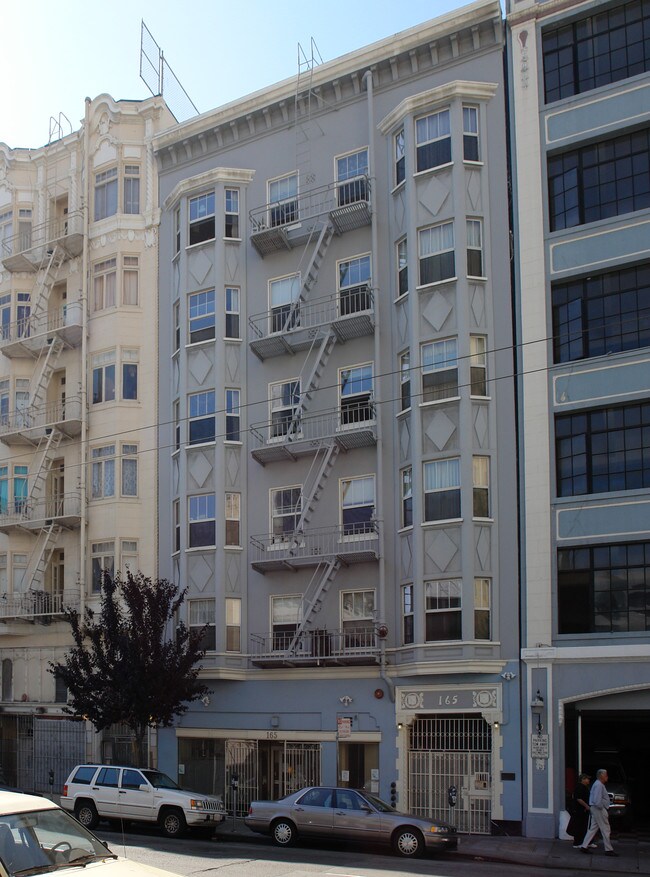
[61,764,224,838]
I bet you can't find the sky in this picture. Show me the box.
[1,0,476,150]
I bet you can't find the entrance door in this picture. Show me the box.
[50,461,64,517]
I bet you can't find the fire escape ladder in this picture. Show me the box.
[30,335,64,410]
[285,556,342,656]
[294,440,340,535]
[291,330,336,434]
[30,246,65,326]
[281,220,334,334]
[29,429,62,506]
[26,520,62,591]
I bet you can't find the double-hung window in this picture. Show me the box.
[336,148,368,206]
[188,391,216,445]
[189,289,215,343]
[419,222,455,285]
[272,595,301,651]
[13,466,28,514]
[271,487,302,542]
[425,580,462,640]
[395,129,406,186]
[121,444,138,497]
[122,255,139,305]
[123,166,140,214]
[399,351,411,411]
[225,188,240,238]
[173,400,180,451]
[341,590,375,650]
[93,258,117,311]
[339,254,371,315]
[470,336,488,396]
[173,499,180,552]
[474,578,491,640]
[225,389,240,441]
[415,109,451,172]
[91,446,115,499]
[174,207,181,256]
[340,475,375,536]
[122,349,138,400]
[189,192,215,245]
[340,363,373,427]
[189,599,216,651]
[402,584,414,644]
[225,287,240,339]
[16,294,30,339]
[401,466,413,528]
[94,167,118,221]
[466,219,484,278]
[424,458,461,521]
[226,598,241,651]
[92,351,115,404]
[188,494,216,548]
[91,542,115,593]
[270,379,301,439]
[421,338,458,402]
[397,238,408,297]
[268,173,298,227]
[269,274,300,333]
[472,456,490,518]
[0,211,13,255]
[225,493,241,546]
[463,106,480,161]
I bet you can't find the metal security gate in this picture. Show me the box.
[285,743,321,794]
[408,716,492,834]
[17,716,86,794]
[225,740,258,817]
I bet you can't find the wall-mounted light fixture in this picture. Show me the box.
[397,722,403,730]
[530,689,544,734]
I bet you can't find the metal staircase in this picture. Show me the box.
[30,335,64,411]
[292,440,340,536]
[28,430,63,508]
[283,221,335,334]
[286,330,336,438]
[31,246,65,327]
[25,520,62,592]
[285,557,342,656]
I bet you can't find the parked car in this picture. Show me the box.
[60,764,224,838]
[0,788,183,877]
[245,786,458,857]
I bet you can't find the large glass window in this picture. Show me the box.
[268,173,298,227]
[189,192,215,245]
[548,129,650,231]
[188,494,216,548]
[93,257,116,311]
[270,379,301,439]
[340,475,375,536]
[419,222,455,285]
[270,274,300,333]
[558,541,650,634]
[272,595,301,651]
[415,109,451,172]
[421,338,458,402]
[425,580,462,640]
[341,590,375,649]
[189,599,216,651]
[92,351,115,404]
[542,0,650,103]
[340,363,373,427]
[552,265,650,363]
[271,487,302,542]
[424,458,461,521]
[91,446,115,499]
[91,541,114,593]
[339,255,371,315]
[189,391,216,445]
[189,290,216,344]
[556,402,650,496]
[94,167,118,221]
[336,149,368,206]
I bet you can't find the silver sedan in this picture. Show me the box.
[244,786,458,857]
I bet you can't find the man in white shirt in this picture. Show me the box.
[580,768,618,857]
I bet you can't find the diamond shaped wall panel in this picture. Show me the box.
[422,407,458,454]
[400,531,413,579]
[187,449,214,489]
[423,527,461,575]
[475,525,492,572]
[188,552,214,593]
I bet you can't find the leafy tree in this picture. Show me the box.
[49,571,209,757]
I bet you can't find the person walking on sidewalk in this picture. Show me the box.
[581,768,618,857]
[568,773,593,848]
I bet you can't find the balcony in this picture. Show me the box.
[249,176,371,256]
[0,397,83,446]
[251,524,379,572]
[0,303,83,359]
[250,626,379,668]
[0,492,82,534]
[249,289,375,360]
[251,405,377,465]
[0,590,78,624]
[1,211,84,273]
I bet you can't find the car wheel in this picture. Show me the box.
[272,819,297,847]
[393,827,423,857]
[160,807,187,838]
[74,801,99,830]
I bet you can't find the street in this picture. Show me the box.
[95,826,584,877]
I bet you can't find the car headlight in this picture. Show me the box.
[190,799,205,809]
[429,825,449,834]
[612,795,628,804]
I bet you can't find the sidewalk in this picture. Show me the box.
[213,817,650,873]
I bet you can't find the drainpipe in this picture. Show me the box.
[363,69,394,704]
[78,98,90,618]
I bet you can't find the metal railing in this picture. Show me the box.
[249,288,373,341]
[0,492,82,529]
[249,176,370,234]
[250,523,379,565]
[0,396,83,438]
[0,211,84,260]
[0,303,82,348]
[250,626,378,662]
[250,403,376,449]
[0,590,71,621]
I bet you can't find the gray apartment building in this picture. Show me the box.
[507,0,650,838]
[154,0,521,832]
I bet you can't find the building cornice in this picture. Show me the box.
[163,167,255,211]
[378,80,499,133]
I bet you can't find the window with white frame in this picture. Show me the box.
[94,167,118,221]
[13,467,27,514]
[225,389,240,441]
[339,254,371,315]
[399,351,411,411]
[189,192,215,245]
[421,338,458,402]
[425,579,462,640]
[16,293,29,339]
[123,165,140,214]
[173,399,180,450]
[17,208,32,252]
[93,257,116,311]
[225,287,240,339]
[0,466,7,514]
[188,390,216,445]
[269,273,300,333]
[189,598,216,651]
[122,349,138,400]
[173,302,180,353]
[15,380,29,429]
[121,444,138,496]
[402,584,414,644]
[395,129,406,186]
[271,486,302,542]
[92,350,115,404]
[0,554,6,592]
[12,553,27,592]
[225,492,241,547]
[188,494,216,548]
[174,206,181,256]
[340,475,375,536]
[424,458,461,521]
[415,109,451,172]
[473,456,490,518]
[268,173,298,227]
[419,222,455,285]
[467,219,484,277]
[397,238,408,297]
[270,379,301,439]
[271,594,301,651]
[122,255,139,305]
[91,541,115,593]
[341,590,375,649]
[463,106,480,162]
[173,499,180,552]
[336,148,369,206]
[470,335,488,397]
[401,466,413,528]
[0,295,11,341]
[226,597,241,651]
[121,539,138,573]
[474,577,491,640]
[225,188,240,238]
[0,211,13,253]
[91,445,115,499]
[340,363,373,427]
[189,289,215,343]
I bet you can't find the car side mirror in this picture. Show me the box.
[360,804,372,812]
[139,784,149,791]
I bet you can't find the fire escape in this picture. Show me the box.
[0,212,84,623]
